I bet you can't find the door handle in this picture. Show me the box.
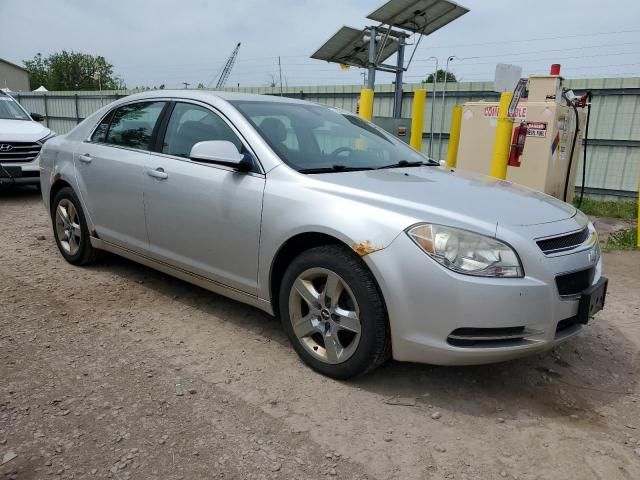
[78,153,92,163]
[147,167,168,180]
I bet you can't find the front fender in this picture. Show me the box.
[257,167,412,301]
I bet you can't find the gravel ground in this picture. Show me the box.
[1,187,639,480]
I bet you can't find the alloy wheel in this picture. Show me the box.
[55,198,81,256]
[288,267,362,364]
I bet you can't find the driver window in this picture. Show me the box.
[162,103,243,158]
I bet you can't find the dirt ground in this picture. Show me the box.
[1,187,639,480]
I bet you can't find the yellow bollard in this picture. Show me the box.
[446,105,463,168]
[410,89,427,151]
[489,91,514,180]
[358,88,374,121]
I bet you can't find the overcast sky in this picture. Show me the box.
[1,0,639,89]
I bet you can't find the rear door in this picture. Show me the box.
[143,101,265,294]
[75,101,167,252]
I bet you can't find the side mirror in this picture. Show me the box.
[189,140,252,172]
[30,112,45,122]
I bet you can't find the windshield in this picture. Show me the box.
[230,100,432,172]
[0,95,31,121]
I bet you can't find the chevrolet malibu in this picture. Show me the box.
[40,91,607,379]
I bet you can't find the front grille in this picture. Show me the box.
[555,268,594,296]
[0,142,42,163]
[537,227,590,254]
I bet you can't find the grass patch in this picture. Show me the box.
[604,228,638,251]
[574,197,638,220]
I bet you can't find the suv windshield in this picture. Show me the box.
[0,95,31,121]
[230,100,433,172]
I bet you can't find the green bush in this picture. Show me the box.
[604,228,638,251]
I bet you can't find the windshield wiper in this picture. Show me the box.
[298,165,374,174]
[375,160,436,170]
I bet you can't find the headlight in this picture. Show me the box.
[407,224,523,278]
[587,221,600,263]
[38,132,56,144]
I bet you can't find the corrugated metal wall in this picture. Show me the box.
[11,77,640,198]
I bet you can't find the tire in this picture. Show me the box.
[279,244,390,379]
[51,187,98,266]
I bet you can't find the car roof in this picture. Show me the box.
[119,89,314,106]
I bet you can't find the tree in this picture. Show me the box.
[266,74,277,88]
[426,69,457,83]
[23,51,122,91]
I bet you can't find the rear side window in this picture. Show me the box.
[91,110,114,143]
[161,102,243,158]
[105,102,165,150]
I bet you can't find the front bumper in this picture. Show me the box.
[364,217,602,366]
[0,160,41,186]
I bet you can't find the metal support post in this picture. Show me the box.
[367,27,377,90]
[43,94,49,128]
[393,40,405,119]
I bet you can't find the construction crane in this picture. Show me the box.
[214,42,241,89]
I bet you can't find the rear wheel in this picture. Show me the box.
[52,187,98,266]
[279,245,390,379]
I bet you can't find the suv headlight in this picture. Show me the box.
[38,132,56,144]
[407,224,524,278]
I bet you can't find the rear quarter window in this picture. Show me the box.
[90,111,114,143]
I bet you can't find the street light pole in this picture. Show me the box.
[437,55,456,161]
[426,57,438,159]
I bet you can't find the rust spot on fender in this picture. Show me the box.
[352,240,382,256]
[53,172,62,182]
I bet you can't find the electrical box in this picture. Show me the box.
[373,117,412,144]
[456,74,585,203]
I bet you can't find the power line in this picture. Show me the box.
[115,30,640,71]
[414,28,640,50]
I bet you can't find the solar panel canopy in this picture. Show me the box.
[310,26,401,68]
[367,0,469,35]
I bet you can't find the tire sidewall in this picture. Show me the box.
[51,187,92,265]
[279,246,387,379]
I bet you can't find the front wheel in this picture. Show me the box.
[52,187,98,266]
[279,245,390,379]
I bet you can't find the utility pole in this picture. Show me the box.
[278,56,284,96]
[182,82,190,89]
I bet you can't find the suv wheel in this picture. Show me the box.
[279,245,390,379]
[52,187,98,266]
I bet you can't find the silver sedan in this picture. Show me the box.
[40,91,607,379]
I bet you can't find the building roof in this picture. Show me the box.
[0,57,29,73]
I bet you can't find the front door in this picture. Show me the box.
[143,101,265,295]
[75,101,166,252]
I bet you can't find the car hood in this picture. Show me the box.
[0,119,51,142]
[309,166,576,228]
